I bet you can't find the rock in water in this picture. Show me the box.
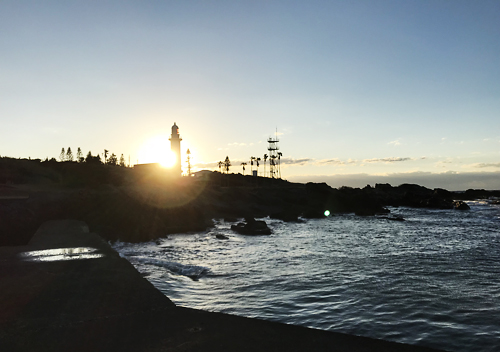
[231,218,272,235]
[453,201,470,210]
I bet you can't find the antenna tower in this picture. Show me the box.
[186,149,192,176]
[267,129,280,179]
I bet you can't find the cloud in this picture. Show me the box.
[196,155,425,171]
[388,139,401,146]
[475,162,500,168]
[280,157,312,166]
[363,157,412,163]
[318,158,347,165]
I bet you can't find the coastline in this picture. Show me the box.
[1,176,499,245]
[0,219,444,351]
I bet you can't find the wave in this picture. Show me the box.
[131,256,210,280]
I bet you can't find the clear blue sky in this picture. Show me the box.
[1,0,499,190]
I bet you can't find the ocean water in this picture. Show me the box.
[113,201,500,352]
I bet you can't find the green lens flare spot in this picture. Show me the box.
[324,210,330,217]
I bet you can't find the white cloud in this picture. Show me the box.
[363,157,412,163]
[388,139,401,146]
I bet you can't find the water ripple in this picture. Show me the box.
[114,203,500,352]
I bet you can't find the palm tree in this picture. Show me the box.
[250,157,255,174]
[224,156,231,174]
[256,157,261,176]
[241,162,247,175]
[263,154,268,177]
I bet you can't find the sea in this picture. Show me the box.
[113,200,500,352]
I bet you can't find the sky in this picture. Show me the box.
[1,0,499,190]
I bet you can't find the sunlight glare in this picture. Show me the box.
[138,135,176,168]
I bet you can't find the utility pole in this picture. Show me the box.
[186,149,192,176]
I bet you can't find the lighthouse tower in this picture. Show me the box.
[169,122,182,177]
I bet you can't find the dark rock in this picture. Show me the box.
[224,217,238,223]
[215,233,229,240]
[231,218,272,235]
[453,200,470,210]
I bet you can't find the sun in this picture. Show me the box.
[137,135,177,168]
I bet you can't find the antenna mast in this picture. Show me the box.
[267,128,280,179]
[186,149,192,176]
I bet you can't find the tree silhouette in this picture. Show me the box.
[76,147,83,162]
[241,162,247,175]
[104,149,109,164]
[85,151,102,164]
[119,154,126,167]
[107,153,118,166]
[256,157,261,176]
[218,161,223,173]
[59,148,65,162]
[66,147,73,162]
[250,156,255,173]
[224,156,231,174]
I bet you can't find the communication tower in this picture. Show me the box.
[267,130,281,179]
[186,148,192,176]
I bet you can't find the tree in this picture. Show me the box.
[66,147,73,162]
[85,151,92,163]
[224,156,231,174]
[256,157,261,176]
[103,149,109,164]
[263,154,268,177]
[107,153,118,166]
[85,151,102,164]
[218,161,223,173]
[59,148,65,162]
[76,147,83,162]
[119,154,126,167]
[250,156,255,173]
[241,162,247,175]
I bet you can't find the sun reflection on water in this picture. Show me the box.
[19,247,104,261]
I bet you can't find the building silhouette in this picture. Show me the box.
[169,122,182,177]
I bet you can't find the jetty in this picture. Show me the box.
[0,220,443,351]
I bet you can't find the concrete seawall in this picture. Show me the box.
[0,220,444,351]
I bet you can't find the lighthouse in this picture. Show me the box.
[169,122,182,177]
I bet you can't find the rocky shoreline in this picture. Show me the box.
[2,172,499,245]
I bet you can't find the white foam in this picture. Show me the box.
[132,256,210,280]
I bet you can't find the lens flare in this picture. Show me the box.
[138,135,176,167]
[324,210,330,217]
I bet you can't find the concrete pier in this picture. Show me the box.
[0,220,443,351]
